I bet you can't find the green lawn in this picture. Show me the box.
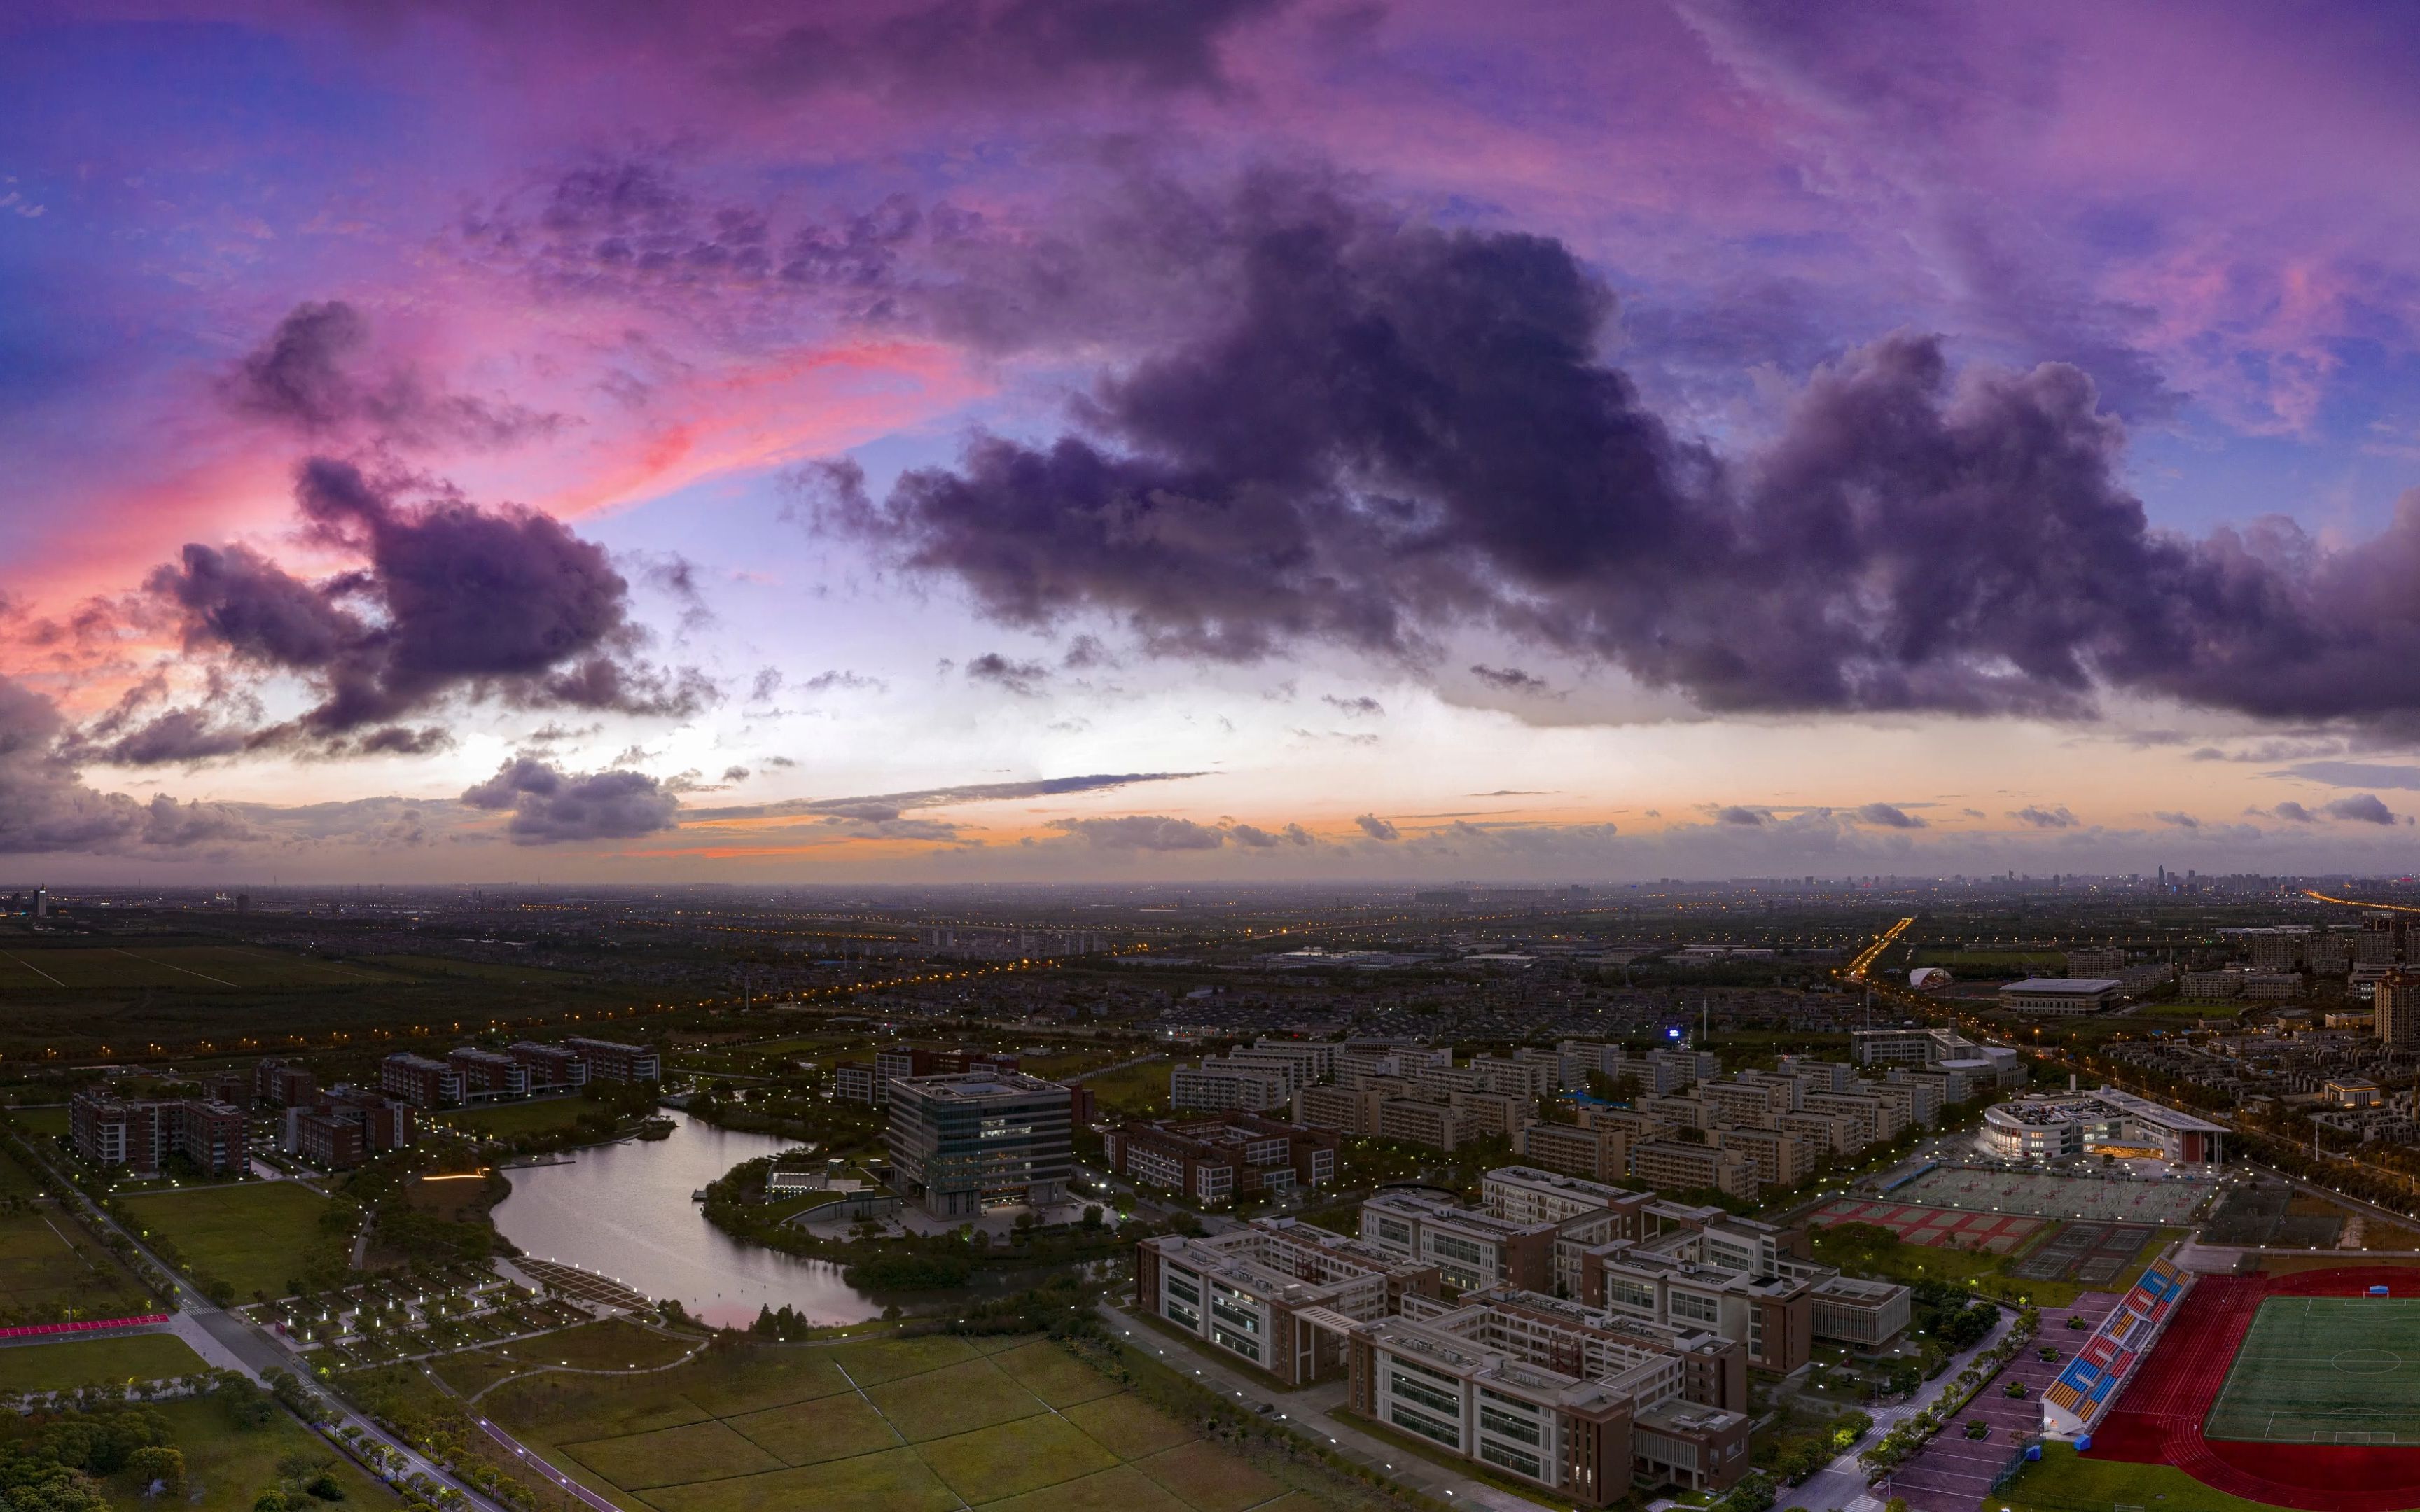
[1995,1443,2290,1512]
[1080,1061,1171,1116]
[0,1331,206,1392]
[120,1181,332,1298]
[0,1147,153,1320]
[485,1332,1363,1512]
[12,1107,69,1137]
[104,1394,403,1512]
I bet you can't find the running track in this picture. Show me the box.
[2091,1265,2420,1510]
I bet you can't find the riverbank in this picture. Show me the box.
[697,1153,1140,1293]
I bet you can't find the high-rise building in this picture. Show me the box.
[884,1071,1073,1217]
[2379,969,2420,1049]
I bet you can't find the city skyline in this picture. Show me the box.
[12,1,2420,881]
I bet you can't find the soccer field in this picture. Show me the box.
[2206,1296,2420,1444]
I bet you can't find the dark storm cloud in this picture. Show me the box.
[1226,821,1313,848]
[223,300,559,449]
[736,0,1293,102]
[2009,804,2078,828]
[0,677,256,856]
[1469,664,1552,694]
[812,169,2420,727]
[1714,806,1767,826]
[459,755,682,845]
[1354,813,1400,840]
[2325,793,2400,825]
[2267,802,2316,822]
[1054,813,1227,850]
[1853,803,1926,829]
[966,652,1049,695]
[2154,811,2199,829]
[128,458,702,759]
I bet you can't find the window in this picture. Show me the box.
[1426,1233,1484,1266]
[1478,1439,1543,1479]
[1479,1406,1541,1446]
[1389,1403,1459,1447]
[1670,1292,1720,1324]
[1375,1217,1412,1245]
[1165,1271,1199,1306]
[1166,1297,1199,1329]
[1388,1368,1463,1418]
[1606,1278,1657,1313]
[1212,1325,1261,1362]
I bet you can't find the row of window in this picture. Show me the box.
[1387,1369,1462,1419]
[1388,1402,1459,1447]
[1477,1438,1543,1480]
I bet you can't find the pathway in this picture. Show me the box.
[1874,1294,2115,1512]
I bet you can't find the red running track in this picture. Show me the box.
[2089,1266,2420,1511]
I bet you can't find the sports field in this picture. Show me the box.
[1809,1198,2045,1254]
[489,1332,1342,1512]
[1892,1166,2212,1224]
[2206,1296,2420,1445]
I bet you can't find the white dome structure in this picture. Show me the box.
[1907,966,1953,990]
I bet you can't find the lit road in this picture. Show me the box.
[1846,916,1917,980]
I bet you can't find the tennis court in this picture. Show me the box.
[1891,1165,2212,1224]
[2205,1296,2420,1445]
[1808,1198,2046,1254]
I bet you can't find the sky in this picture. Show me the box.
[10,0,2420,883]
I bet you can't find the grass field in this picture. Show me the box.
[0,1144,153,1320]
[120,1182,331,1298]
[2206,1296,2420,1444]
[0,1331,206,1392]
[486,1332,1337,1512]
[1994,1442,2286,1512]
[1080,1061,1171,1116]
[0,945,412,993]
[12,1107,70,1137]
[435,1319,701,1397]
[103,1394,402,1512]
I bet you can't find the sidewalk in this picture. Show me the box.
[1096,1302,1533,1512]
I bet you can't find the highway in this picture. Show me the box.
[1846,915,1917,980]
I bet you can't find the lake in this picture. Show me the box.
[490,1111,884,1329]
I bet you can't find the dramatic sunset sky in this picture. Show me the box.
[11,0,2420,881]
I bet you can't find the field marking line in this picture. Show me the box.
[1,953,62,986]
[830,1355,966,1509]
[109,948,236,988]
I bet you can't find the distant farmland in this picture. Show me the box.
[0,936,650,1059]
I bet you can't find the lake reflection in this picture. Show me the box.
[491,1111,882,1329]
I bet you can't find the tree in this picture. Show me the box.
[129,1446,186,1493]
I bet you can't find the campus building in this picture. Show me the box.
[1100,1114,1338,1205]
[1348,1289,1752,1502]
[508,1042,589,1090]
[884,1070,1073,1217]
[1979,1090,2227,1163]
[378,1053,462,1107]
[1136,1218,1440,1384]
[1998,978,2124,1015]
[447,1047,529,1100]
[69,1091,249,1178]
[1169,1059,1291,1113]
[252,1059,317,1108]
[564,1037,661,1084]
[1358,1190,1560,1292]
